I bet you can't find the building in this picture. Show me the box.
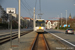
[0,5,3,18]
[69,13,71,19]
[46,20,58,29]
[23,17,33,28]
[0,5,8,23]
[20,16,25,27]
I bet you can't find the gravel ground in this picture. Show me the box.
[0,31,37,50]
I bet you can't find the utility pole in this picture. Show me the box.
[18,0,21,42]
[8,14,12,50]
[61,13,62,27]
[8,15,9,29]
[66,10,67,26]
[33,7,35,31]
[10,14,12,49]
[36,15,37,19]
[58,15,59,29]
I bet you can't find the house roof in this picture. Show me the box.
[23,17,34,20]
[46,20,58,24]
[24,17,31,19]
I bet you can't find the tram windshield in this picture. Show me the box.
[36,20,45,27]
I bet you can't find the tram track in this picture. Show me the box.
[30,32,75,50]
[31,33,50,50]
[0,30,32,45]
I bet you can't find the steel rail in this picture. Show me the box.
[0,31,32,45]
[31,33,50,50]
[31,33,38,50]
[43,34,50,50]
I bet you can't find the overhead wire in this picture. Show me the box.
[23,0,33,16]
[34,0,42,19]
[23,0,33,14]
[23,0,33,10]
[21,0,33,16]
[17,0,33,17]
[17,0,42,18]
[21,2,32,16]
[39,0,42,19]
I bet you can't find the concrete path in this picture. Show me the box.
[0,31,37,50]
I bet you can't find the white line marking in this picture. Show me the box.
[50,33,75,47]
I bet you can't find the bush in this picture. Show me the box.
[0,20,18,29]
[0,18,2,23]
[55,27,57,29]
[12,20,18,29]
[59,27,64,29]
[21,26,23,29]
[59,27,70,30]
[0,23,8,29]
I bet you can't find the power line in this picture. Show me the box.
[17,0,33,17]
[38,0,42,19]
[21,2,32,16]
[21,0,33,16]
[23,0,33,16]
[23,0,33,10]
[35,0,42,19]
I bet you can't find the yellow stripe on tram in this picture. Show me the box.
[39,27,41,29]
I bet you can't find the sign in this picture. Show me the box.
[63,24,67,27]
[60,25,61,27]
[6,8,16,14]
[68,25,70,27]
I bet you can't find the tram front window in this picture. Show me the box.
[36,20,45,27]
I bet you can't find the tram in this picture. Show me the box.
[35,19,46,32]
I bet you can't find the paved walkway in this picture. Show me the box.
[0,31,37,50]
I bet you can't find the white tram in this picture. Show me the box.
[35,19,46,32]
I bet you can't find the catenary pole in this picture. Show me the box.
[58,15,59,29]
[66,10,67,25]
[18,0,21,42]
[61,13,62,26]
[36,15,37,19]
[33,7,35,31]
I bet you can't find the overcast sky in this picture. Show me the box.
[0,0,75,20]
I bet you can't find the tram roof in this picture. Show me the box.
[36,19,45,20]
